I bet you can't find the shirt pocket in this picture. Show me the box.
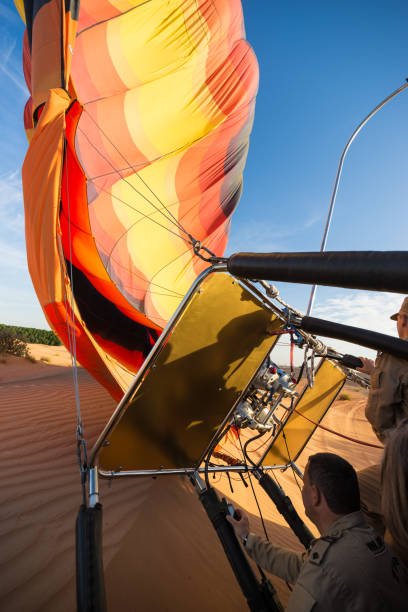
[371,369,383,390]
[287,584,317,612]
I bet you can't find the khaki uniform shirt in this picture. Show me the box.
[365,351,408,442]
[245,511,408,611]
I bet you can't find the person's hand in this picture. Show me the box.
[226,507,250,541]
[357,357,375,375]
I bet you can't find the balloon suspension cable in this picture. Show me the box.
[306,78,408,316]
[81,108,222,259]
[60,137,88,505]
[80,110,188,237]
[80,107,228,284]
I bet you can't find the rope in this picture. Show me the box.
[61,135,88,504]
[294,408,383,449]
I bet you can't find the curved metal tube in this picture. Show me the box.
[307,79,408,315]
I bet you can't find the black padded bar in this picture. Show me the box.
[301,316,408,361]
[256,471,313,549]
[227,251,408,293]
[76,504,107,612]
[198,486,282,612]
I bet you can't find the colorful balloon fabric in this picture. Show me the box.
[16,0,258,399]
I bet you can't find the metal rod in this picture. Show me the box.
[307,80,408,315]
[290,462,304,479]
[89,467,99,508]
[97,464,291,479]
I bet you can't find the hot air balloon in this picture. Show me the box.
[17,0,259,400]
[12,2,408,610]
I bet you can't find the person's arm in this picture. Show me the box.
[366,356,403,441]
[227,509,303,583]
[245,533,303,583]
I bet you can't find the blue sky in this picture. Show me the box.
[0,1,407,359]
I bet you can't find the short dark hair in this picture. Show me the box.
[307,452,360,514]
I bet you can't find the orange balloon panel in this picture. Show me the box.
[18,0,258,398]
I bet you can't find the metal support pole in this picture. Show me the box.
[89,467,99,508]
[307,80,408,315]
[290,462,304,479]
[191,472,282,612]
[76,467,106,611]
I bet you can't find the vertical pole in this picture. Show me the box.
[254,469,313,549]
[76,467,107,612]
[191,472,283,612]
[306,80,408,316]
[89,467,99,507]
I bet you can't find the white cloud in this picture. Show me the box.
[227,219,282,253]
[0,169,22,202]
[0,29,28,96]
[0,170,26,269]
[313,291,401,335]
[0,5,22,25]
[0,170,24,230]
[267,291,404,366]
[227,213,322,254]
[0,240,27,270]
[311,291,403,359]
[303,213,322,230]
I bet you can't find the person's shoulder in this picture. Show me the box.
[321,516,387,568]
[305,513,386,570]
[381,351,408,368]
[375,352,408,381]
[324,521,406,590]
[295,518,408,610]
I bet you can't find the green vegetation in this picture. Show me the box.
[0,330,30,358]
[0,324,61,346]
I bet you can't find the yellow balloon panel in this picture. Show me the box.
[97,271,284,472]
[261,359,346,467]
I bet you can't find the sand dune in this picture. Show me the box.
[0,347,381,611]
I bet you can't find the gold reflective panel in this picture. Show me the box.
[98,271,283,472]
[260,359,346,466]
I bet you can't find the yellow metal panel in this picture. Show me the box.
[261,359,346,466]
[98,272,283,471]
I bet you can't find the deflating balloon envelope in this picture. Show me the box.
[16,0,259,399]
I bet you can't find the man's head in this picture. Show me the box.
[302,452,360,533]
[391,297,408,340]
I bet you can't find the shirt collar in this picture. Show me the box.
[324,511,366,537]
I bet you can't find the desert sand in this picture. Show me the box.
[0,345,382,611]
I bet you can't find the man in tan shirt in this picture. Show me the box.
[359,296,408,442]
[227,453,408,611]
